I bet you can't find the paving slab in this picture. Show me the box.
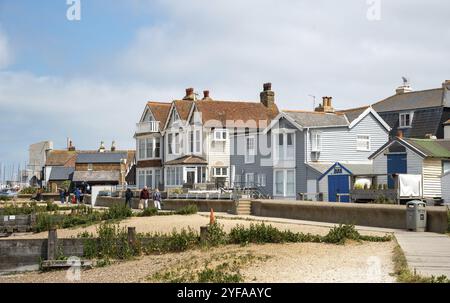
[393,231,450,277]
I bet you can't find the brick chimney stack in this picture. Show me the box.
[202,90,213,101]
[397,130,404,139]
[315,97,335,113]
[183,87,196,100]
[260,83,275,107]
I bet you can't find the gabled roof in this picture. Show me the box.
[49,167,74,181]
[193,100,279,128]
[337,106,370,123]
[174,100,195,121]
[369,137,450,159]
[372,88,444,112]
[76,152,128,164]
[45,150,77,167]
[145,101,171,127]
[311,162,373,181]
[282,110,348,128]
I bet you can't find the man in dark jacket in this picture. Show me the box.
[125,188,133,208]
[140,186,150,209]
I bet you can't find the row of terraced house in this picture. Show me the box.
[134,81,450,203]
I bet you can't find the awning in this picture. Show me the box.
[165,155,208,166]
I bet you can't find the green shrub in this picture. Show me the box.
[139,207,158,217]
[322,224,361,244]
[19,187,39,194]
[140,228,199,254]
[197,264,243,283]
[175,205,198,215]
[102,204,132,220]
[0,196,12,201]
[205,222,227,246]
[46,201,59,212]
[35,213,59,232]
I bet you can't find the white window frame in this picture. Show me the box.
[273,169,296,197]
[274,130,295,161]
[213,129,228,141]
[356,135,371,151]
[165,166,183,187]
[257,173,266,187]
[138,137,161,159]
[87,163,93,171]
[245,173,255,187]
[311,131,322,152]
[245,135,256,164]
[213,167,228,177]
[399,112,413,128]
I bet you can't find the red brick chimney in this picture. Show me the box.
[202,90,213,101]
[183,88,195,100]
[260,83,275,107]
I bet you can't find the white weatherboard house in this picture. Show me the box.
[369,136,450,203]
[265,97,391,201]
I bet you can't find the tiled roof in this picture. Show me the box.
[49,167,74,181]
[195,100,279,128]
[76,152,128,164]
[147,101,171,127]
[173,100,194,121]
[165,155,208,166]
[403,138,450,158]
[372,88,443,112]
[45,150,77,167]
[283,110,348,128]
[72,171,120,182]
[337,106,370,123]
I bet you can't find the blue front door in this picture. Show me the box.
[328,175,350,202]
[387,154,407,189]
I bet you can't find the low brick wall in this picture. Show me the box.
[251,200,448,233]
[162,199,235,213]
[94,196,235,213]
[0,238,84,273]
[17,193,61,202]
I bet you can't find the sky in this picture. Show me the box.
[0,0,449,171]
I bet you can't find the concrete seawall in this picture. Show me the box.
[251,200,448,233]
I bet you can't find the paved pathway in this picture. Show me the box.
[395,231,450,277]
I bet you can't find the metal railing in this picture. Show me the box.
[136,121,160,133]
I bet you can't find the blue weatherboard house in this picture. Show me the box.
[259,96,391,201]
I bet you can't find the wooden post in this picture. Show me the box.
[200,226,209,243]
[127,227,136,246]
[47,229,58,260]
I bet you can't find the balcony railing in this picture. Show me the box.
[136,121,160,134]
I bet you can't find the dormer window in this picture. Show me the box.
[399,112,413,128]
[172,110,180,123]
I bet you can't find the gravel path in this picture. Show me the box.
[0,241,395,283]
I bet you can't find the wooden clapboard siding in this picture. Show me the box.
[372,153,388,185]
[422,158,442,198]
[442,173,450,203]
[306,113,388,163]
[406,149,423,175]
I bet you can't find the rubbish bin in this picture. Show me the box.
[406,200,427,232]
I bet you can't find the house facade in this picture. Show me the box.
[263,97,391,201]
[135,84,279,190]
[369,136,450,202]
[369,79,450,188]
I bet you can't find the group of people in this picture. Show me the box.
[58,187,85,204]
[125,186,162,210]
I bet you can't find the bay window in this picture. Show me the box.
[138,137,161,159]
[137,168,161,189]
[166,167,183,186]
[275,131,295,160]
[274,169,296,197]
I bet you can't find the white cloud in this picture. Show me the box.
[0,28,12,69]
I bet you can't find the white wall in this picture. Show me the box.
[372,152,388,185]
[442,172,450,204]
[406,149,423,175]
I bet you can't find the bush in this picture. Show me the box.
[322,224,391,244]
[102,204,132,220]
[140,228,199,254]
[35,213,59,232]
[205,222,228,246]
[0,196,12,201]
[139,207,158,217]
[19,187,39,195]
[175,205,198,215]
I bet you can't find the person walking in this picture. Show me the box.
[74,188,81,204]
[59,188,65,204]
[153,188,162,210]
[140,186,150,209]
[125,188,133,208]
[64,188,69,203]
